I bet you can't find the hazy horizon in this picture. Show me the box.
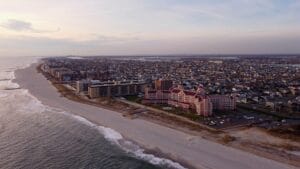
[1,0,300,57]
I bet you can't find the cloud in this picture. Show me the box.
[0,34,142,57]
[1,19,33,31]
[90,34,140,43]
[1,33,300,57]
[0,19,60,33]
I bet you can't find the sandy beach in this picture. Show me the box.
[14,64,297,169]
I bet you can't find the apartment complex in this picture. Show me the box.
[155,79,173,90]
[87,80,146,98]
[210,95,237,111]
[143,88,170,104]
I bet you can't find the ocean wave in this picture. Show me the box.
[70,115,123,143]
[0,57,40,91]
[118,139,186,169]
[0,58,47,117]
[0,93,8,98]
[3,87,21,90]
[21,96,47,113]
[10,89,48,114]
[69,113,186,169]
[0,70,19,90]
[98,126,124,144]
[0,58,40,90]
[0,79,20,90]
[0,83,20,90]
[72,115,97,128]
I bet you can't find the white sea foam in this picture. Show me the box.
[11,90,47,114]
[0,57,38,90]
[0,57,46,116]
[97,126,123,143]
[72,114,97,128]
[132,149,186,169]
[0,72,20,90]
[0,89,47,115]
[70,114,186,169]
[22,96,46,113]
[69,114,123,143]
[0,92,8,98]
[2,83,20,90]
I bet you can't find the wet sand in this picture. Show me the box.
[14,64,297,169]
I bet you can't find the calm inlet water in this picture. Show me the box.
[0,57,183,169]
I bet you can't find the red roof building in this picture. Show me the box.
[143,83,236,117]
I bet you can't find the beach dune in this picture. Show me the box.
[14,64,296,169]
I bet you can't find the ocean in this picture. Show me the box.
[0,57,184,169]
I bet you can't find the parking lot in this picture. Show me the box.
[199,108,298,130]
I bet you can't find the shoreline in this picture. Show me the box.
[13,63,297,169]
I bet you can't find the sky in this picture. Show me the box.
[0,0,300,57]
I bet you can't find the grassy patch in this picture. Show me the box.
[149,105,203,122]
[125,95,143,103]
[268,124,300,142]
[221,134,236,144]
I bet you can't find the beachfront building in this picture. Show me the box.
[168,88,191,109]
[143,79,173,104]
[143,88,170,104]
[46,67,75,82]
[76,80,89,93]
[143,80,236,116]
[88,80,147,98]
[143,84,213,116]
[76,80,104,93]
[194,96,213,116]
[168,86,213,116]
[155,79,173,90]
[210,95,237,110]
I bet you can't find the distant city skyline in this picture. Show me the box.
[0,0,300,57]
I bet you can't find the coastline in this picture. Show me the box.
[13,63,297,169]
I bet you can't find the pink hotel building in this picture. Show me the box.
[143,85,236,116]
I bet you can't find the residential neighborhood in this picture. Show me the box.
[40,55,300,129]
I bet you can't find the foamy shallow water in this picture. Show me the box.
[0,57,185,169]
[71,113,186,169]
[0,92,8,98]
